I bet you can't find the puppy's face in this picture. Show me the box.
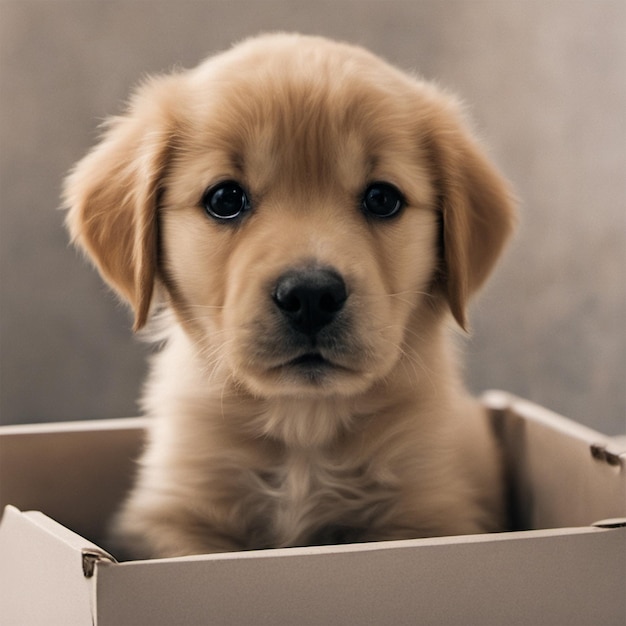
[159,53,439,397]
[65,34,515,401]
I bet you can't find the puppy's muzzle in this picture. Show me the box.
[273,268,348,337]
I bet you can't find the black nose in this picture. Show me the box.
[273,268,348,336]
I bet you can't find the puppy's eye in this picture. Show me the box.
[202,181,250,220]
[362,182,405,219]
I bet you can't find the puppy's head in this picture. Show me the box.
[65,34,515,399]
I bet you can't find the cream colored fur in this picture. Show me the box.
[64,33,516,558]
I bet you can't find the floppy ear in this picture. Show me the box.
[64,76,179,331]
[426,100,517,329]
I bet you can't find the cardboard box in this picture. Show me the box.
[1,391,624,626]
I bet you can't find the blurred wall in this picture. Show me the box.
[1,0,624,435]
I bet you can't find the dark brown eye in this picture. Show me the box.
[202,181,250,220]
[362,182,405,218]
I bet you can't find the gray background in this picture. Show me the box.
[1,1,624,435]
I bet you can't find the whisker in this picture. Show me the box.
[355,290,436,309]
[185,304,226,310]
[358,290,435,300]
[372,322,438,391]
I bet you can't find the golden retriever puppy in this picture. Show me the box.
[64,33,516,558]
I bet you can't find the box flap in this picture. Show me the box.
[0,505,114,626]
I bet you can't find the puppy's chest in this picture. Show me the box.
[244,451,393,548]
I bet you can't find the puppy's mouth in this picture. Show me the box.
[271,351,352,378]
[287,352,330,368]
[241,339,373,396]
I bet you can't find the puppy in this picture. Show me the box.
[64,33,516,558]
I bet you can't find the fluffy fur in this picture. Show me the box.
[64,33,516,558]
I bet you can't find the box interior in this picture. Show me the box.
[0,392,624,554]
